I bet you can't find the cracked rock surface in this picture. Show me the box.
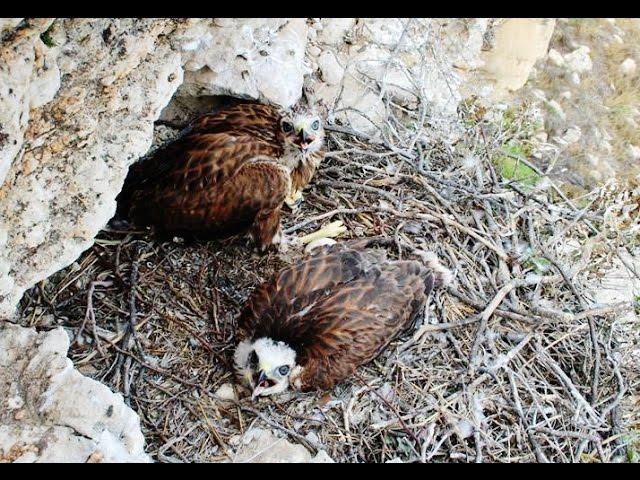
[0,323,151,462]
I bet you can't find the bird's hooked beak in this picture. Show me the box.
[295,125,314,152]
[251,369,269,400]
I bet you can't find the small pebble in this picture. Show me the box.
[547,48,564,67]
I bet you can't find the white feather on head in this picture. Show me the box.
[234,337,297,385]
[252,337,297,370]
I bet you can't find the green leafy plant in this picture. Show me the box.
[522,247,552,273]
[493,142,540,187]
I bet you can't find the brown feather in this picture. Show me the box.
[117,102,323,249]
[290,149,323,193]
[236,242,442,391]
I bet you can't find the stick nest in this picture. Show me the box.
[18,82,639,463]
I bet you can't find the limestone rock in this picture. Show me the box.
[558,126,582,146]
[317,18,356,45]
[213,383,238,402]
[563,46,592,74]
[316,74,387,135]
[479,18,556,95]
[619,58,637,76]
[0,18,57,186]
[312,18,502,138]
[0,323,151,462]
[0,18,24,34]
[545,99,567,122]
[569,71,581,86]
[230,428,333,463]
[178,18,308,108]
[307,45,321,57]
[559,90,572,100]
[0,18,184,319]
[310,450,336,463]
[625,144,640,161]
[547,48,565,67]
[317,51,344,86]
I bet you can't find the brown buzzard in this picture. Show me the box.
[117,101,325,251]
[233,239,452,398]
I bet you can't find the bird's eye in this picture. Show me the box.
[278,365,290,376]
[282,121,293,133]
[311,120,320,130]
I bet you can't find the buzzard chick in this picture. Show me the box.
[234,239,452,398]
[117,101,325,251]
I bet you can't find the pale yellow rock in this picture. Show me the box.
[480,18,556,97]
[214,383,237,402]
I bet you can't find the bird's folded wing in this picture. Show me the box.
[121,102,282,197]
[237,249,367,338]
[131,155,291,235]
[296,268,428,390]
[192,103,281,143]
[127,132,281,194]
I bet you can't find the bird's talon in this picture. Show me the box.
[272,231,291,253]
[285,190,304,210]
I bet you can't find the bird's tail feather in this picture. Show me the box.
[327,237,453,288]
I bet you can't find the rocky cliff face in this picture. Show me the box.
[0,18,556,462]
[0,18,557,321]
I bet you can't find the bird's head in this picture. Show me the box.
[234,337,300,399]
[279,104,325,156]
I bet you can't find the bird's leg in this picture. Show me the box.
[291,220,347,252]
[284,189,304,211]
[271,228,290,254]
[252,208,284,252]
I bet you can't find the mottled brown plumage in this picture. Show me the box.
[234,240,451,396]
[117,102,325,249]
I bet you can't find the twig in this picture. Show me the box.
[239,405,322,454]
